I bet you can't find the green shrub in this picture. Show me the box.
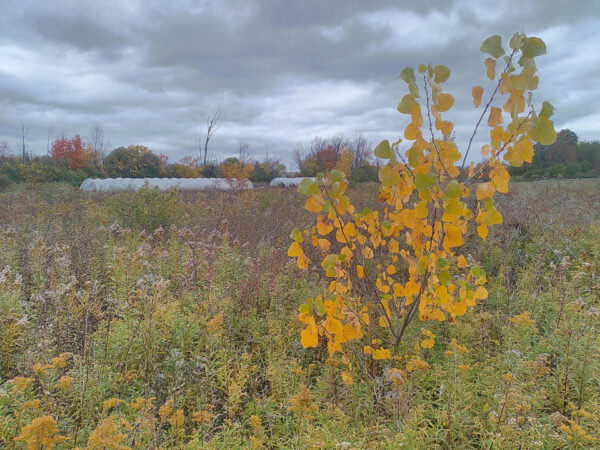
[104,185,188,230]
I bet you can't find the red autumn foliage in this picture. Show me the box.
[314,146,339,171]
[50,135,87,168]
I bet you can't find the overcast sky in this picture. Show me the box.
[0,0,598,168]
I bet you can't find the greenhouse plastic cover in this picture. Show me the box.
[269,177,315,187]
[80,178,252,191]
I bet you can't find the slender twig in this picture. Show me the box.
[423,74,450,178]
[461,49,517,171]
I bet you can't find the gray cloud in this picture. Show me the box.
[0,0,598,168]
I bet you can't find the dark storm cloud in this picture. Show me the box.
[0,0,598,167]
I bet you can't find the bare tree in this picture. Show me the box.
[238,140,250,165]
[89,123,105,165]
[293,144,308,172]
[201,106,222,166]
[347,134,371,169]
[328,134,345,155]
[46,128,53,155]
[20,120,31,159]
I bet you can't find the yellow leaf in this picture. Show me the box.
[490,165,510,193]
[305,195,325,213]
[386,264,396,275]
[324,317,343,337]
[503,91,525,113]
[376,277,390,293]
[476,182,495,200]
[436,93,454,112]
[288,242,303,258]
[474,286,488,300]
[373,348,391,360]
[393,283,405,297]
[444,224,464,248]
[404,122,420,141]
[437,120,454,136]
[405,280,420,296]
[484,57,496,80]
[457,255,468,268]
[356,264,365,279]
[488,106,503,127]
[472,86,483,107]
[454,300,467,316]
[318,238,331,252]
[297,253,310,270]
[415,199,428,219]
[477,224,489,240]
[341,246,353,260]
[484,207,503,225]
[468,162,475,177]
[389,239,400,253]
[514,138,534,163]
[343,222,357,238]
[444,198,463,216]
[316,215,333,235]
[362,247,374,259]
[300,325,319,348]
[342,324,360,341]
[490,126,507,144]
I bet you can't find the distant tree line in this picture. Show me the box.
[0,132,383,190]
[509,129,600,179]
[0,135,292,190]
[293,135,379,183]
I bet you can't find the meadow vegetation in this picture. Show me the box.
[0,180,599,448]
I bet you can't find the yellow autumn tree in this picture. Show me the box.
[289,33,556,381]
[220,158,254,187]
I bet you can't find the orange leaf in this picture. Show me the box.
[305,195,325,213]
[472,86,483,108]
[356,264,365,279]
[488,106,503,127]
[484,58,496,80]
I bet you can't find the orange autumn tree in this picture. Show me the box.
[50,134,88,169]
[288,33,556,380]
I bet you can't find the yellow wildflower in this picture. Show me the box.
[159,399,174,421]
[54,375,74,390]
[192,410,214,425]
[406,356,430,373]
[9,376,35,394]
[206,311,224,331]
[86,416,129,449]
[250,415,262,433]
[32,362,53,377]
[168,409,185,429]
[509,311,535,327]
[103,398,123,412]
[14,416,68,450]
[289,385,317,415]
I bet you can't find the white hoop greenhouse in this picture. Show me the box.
[269,177,315,187]
[80,178,252,191]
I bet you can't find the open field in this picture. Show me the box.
[1,179,600,448]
